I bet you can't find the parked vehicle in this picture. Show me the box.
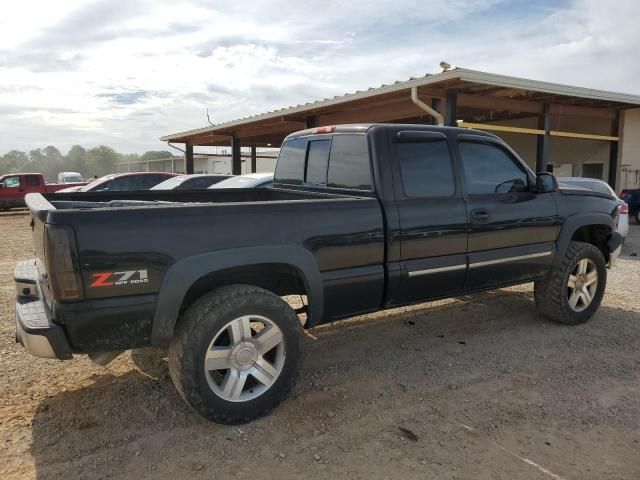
[56,172,177,193]
[151,174,231,190]
[15,124,623,424]
[0,173,85,210]
[209,172,273,189]
[620,188,640,223]
[558,177,628,238]
[57,172,84,184]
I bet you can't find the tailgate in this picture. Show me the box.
[25,194,54,303]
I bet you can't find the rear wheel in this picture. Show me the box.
[168,284,304,424]
[534,241,607,325]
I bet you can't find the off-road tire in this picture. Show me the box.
[168,284,304,424]
[534,241,607,325]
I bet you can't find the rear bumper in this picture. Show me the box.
[14,260,73,360]
[607,232,623,268]
[15,259,158,357]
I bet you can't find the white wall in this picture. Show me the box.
[620,108,640,190]
[485,115,613,180]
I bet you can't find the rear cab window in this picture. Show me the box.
[274,133,372,193]
[395,133,455,198]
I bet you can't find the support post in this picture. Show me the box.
[608,112,621,188]
[431,98,441,125]
[185,143,194,174]
[231,135,242,175]
[250,145,257,173]
[536,103,551,173]
[445,91,457,126]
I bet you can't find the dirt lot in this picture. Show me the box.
[1,210,639,480]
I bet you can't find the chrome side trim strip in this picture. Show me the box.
[408,264,467,277]
[469,251,552,269]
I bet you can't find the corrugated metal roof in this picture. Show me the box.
[161,68,640,141]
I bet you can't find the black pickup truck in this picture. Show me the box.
[15,124,623,424]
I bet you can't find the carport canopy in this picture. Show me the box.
[161,68,640,186]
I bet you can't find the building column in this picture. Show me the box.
[305,116,317,129]
[185,143,194,174]
[608,111,621,189]
[431,98,441,125]
[250,145,257,173]
[444,91,457,126]
[231,135,242,175]
[536,103,551,173]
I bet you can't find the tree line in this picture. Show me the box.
[0,146,179,182]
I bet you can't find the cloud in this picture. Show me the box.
[96,90,157,105]
[1,0,639,154]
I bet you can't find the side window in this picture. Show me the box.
[2,176,21,188]
[107,177,134,191]
[274,137,306,185]
[305,139,331,185]
[26,175,41,187]
[459,141,529,194]
[327,135,372,190]
[397,139,455,198]
[139,175,165,189]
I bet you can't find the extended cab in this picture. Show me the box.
[14,124,623,424]
[0,173,85,210]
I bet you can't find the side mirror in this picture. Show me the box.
[535,172,558,193]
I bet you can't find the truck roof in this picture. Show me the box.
[285,123,500,140]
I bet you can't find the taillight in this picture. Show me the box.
[618,203,629,215]
[619,192,628,199]
[45,225,83,301]
[312,126,336,134]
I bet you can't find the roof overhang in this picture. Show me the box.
[161,68,640,146]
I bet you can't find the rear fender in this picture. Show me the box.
[150,245,323,346]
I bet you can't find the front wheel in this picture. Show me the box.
[168,284,304,424]
[534,241,607,325]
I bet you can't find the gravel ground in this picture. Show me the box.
[1,209,639,480]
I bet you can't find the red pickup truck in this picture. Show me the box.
[0,173,86,210]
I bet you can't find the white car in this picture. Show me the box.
[209,173,273,189]
[557,177,628,238]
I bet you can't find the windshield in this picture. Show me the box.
[63,174,83,183]
[151,176,187,190]
[211,175,272,189]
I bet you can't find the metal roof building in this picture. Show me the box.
[161,68,640,190]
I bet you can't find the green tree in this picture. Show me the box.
[0,150,28,173]
[87,146,120,177]
[66,145,89,177]
[140,150,174,161]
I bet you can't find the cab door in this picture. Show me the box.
[457,135,559,290]
[0,175,23,207]
[392,130,468,304]
[24,175,43,195]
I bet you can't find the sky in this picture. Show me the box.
[1,0,639,154]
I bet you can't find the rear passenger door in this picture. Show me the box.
[24,175,43,195]
[458,135,559,290]
[393,131,468,304]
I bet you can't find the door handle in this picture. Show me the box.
[471,209,489,222]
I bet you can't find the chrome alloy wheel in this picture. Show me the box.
[204,315,285,402]
[567,258,598,312]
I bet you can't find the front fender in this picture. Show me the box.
[553,212,615,268]
[150,245,323,346]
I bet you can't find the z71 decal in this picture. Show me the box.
[90,270,149,288]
